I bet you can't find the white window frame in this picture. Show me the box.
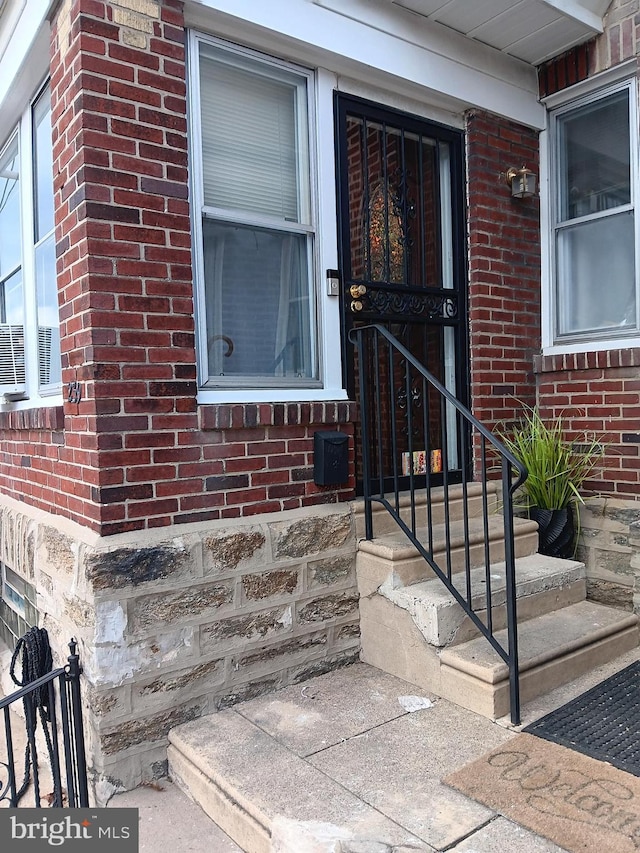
[542,64,640,354]
[0,80,62,409]
[187,31,347,404]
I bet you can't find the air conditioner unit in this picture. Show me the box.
[0,324,26,399]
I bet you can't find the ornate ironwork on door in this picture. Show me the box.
[336,95,468,488]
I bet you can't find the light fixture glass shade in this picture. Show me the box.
[507,166,536,199]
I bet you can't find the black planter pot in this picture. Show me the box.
[529,505,575,559]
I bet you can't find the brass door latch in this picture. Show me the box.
[349,284,367,312]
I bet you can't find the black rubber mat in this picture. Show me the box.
[524,660,640,777]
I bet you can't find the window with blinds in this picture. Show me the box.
[193,38,318,388]
[552,81,638,342]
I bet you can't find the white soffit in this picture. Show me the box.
[392,0,609,65]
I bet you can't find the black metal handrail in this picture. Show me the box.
[350,323,527,724]
[0,639,89,807]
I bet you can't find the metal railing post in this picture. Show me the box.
[66,639,89,807]
[349,323,527,725]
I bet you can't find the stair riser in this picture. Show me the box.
[447,579,587,647]
[358,594,442,694]
[439,624,640,719]
[169,745,270,853]
[357,529,539,592]
[355,492,498,538]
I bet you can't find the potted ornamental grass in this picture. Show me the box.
[499,406,604,558]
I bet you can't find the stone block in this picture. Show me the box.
[582,498,640,531]
[100,701,205,755]
[336,622,360,640]
[307,555,354,589]
[85,684,132,719]
[587,579,634,610]
[112,6,155,32]
[122,29,147,48]
[132,659,225,713]
[64,595,95,628]
[297,593,359,624]
[232,632,328,677]
[112,0,159,18]
[214,676,283,711]
[1,507,36,579]
[200,606,293,653]
[86,543,194,591]
[40,527,76,577]
[91,626,196,686]
[593,548,633,578]
[289,649,360,684]
[131,582,234,631]
[242,569,299,601]
[271,513,353,559]
[203,528,266,575]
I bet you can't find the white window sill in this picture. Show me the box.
[542,335,640,357]
[197,387,349,405]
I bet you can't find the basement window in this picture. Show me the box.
[0,563,37,648]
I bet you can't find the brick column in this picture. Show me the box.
[466,110,541,433]
[51,0,196,533]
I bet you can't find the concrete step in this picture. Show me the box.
[439,600,639,719]
[380,553,586,648]
[357,514,539,591]
[354,481,500,538]
[168,707,433,853]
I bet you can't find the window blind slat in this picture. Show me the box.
[199,53,299,220]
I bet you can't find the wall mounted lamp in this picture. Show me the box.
[506,165,537,199]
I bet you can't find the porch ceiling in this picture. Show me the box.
[389,0,610,65]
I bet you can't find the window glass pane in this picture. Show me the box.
[202,219,314,380]
[33,87,54,242]
[35,233,61,386]
[0,268,25,386]
[1,267,23,325]
[558,90,630,221]
[199,44,308,222]
[556,211,635,336]
[0,136,21,278]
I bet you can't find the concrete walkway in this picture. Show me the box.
[110,646,640,852]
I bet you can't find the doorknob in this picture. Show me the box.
[350,284,367,298]
[350,300,363,312]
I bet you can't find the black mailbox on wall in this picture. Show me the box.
[313,431,349,485]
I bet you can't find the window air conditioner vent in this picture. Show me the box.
[38,326,53,386]
[0,324,26,396]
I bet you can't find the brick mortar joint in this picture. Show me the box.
[199,402,358,430]
[534,347,640,374]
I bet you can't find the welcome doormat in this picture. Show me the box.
[444,733,640,853]
[524,660,640,777]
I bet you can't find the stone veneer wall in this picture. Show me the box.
[577,498,640,611]
[0,495,359,803]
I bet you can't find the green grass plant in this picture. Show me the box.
[499,406,603,509]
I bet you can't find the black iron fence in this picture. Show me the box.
[350,323,527,724]
[1,638,89,807]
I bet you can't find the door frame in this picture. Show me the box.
[334,93,471,484]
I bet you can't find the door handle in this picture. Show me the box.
[349,284,367,298]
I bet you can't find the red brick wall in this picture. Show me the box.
[534,350,640,498]
[466,110,541,433]
[534,4,640,503]
[0,0,356,536]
